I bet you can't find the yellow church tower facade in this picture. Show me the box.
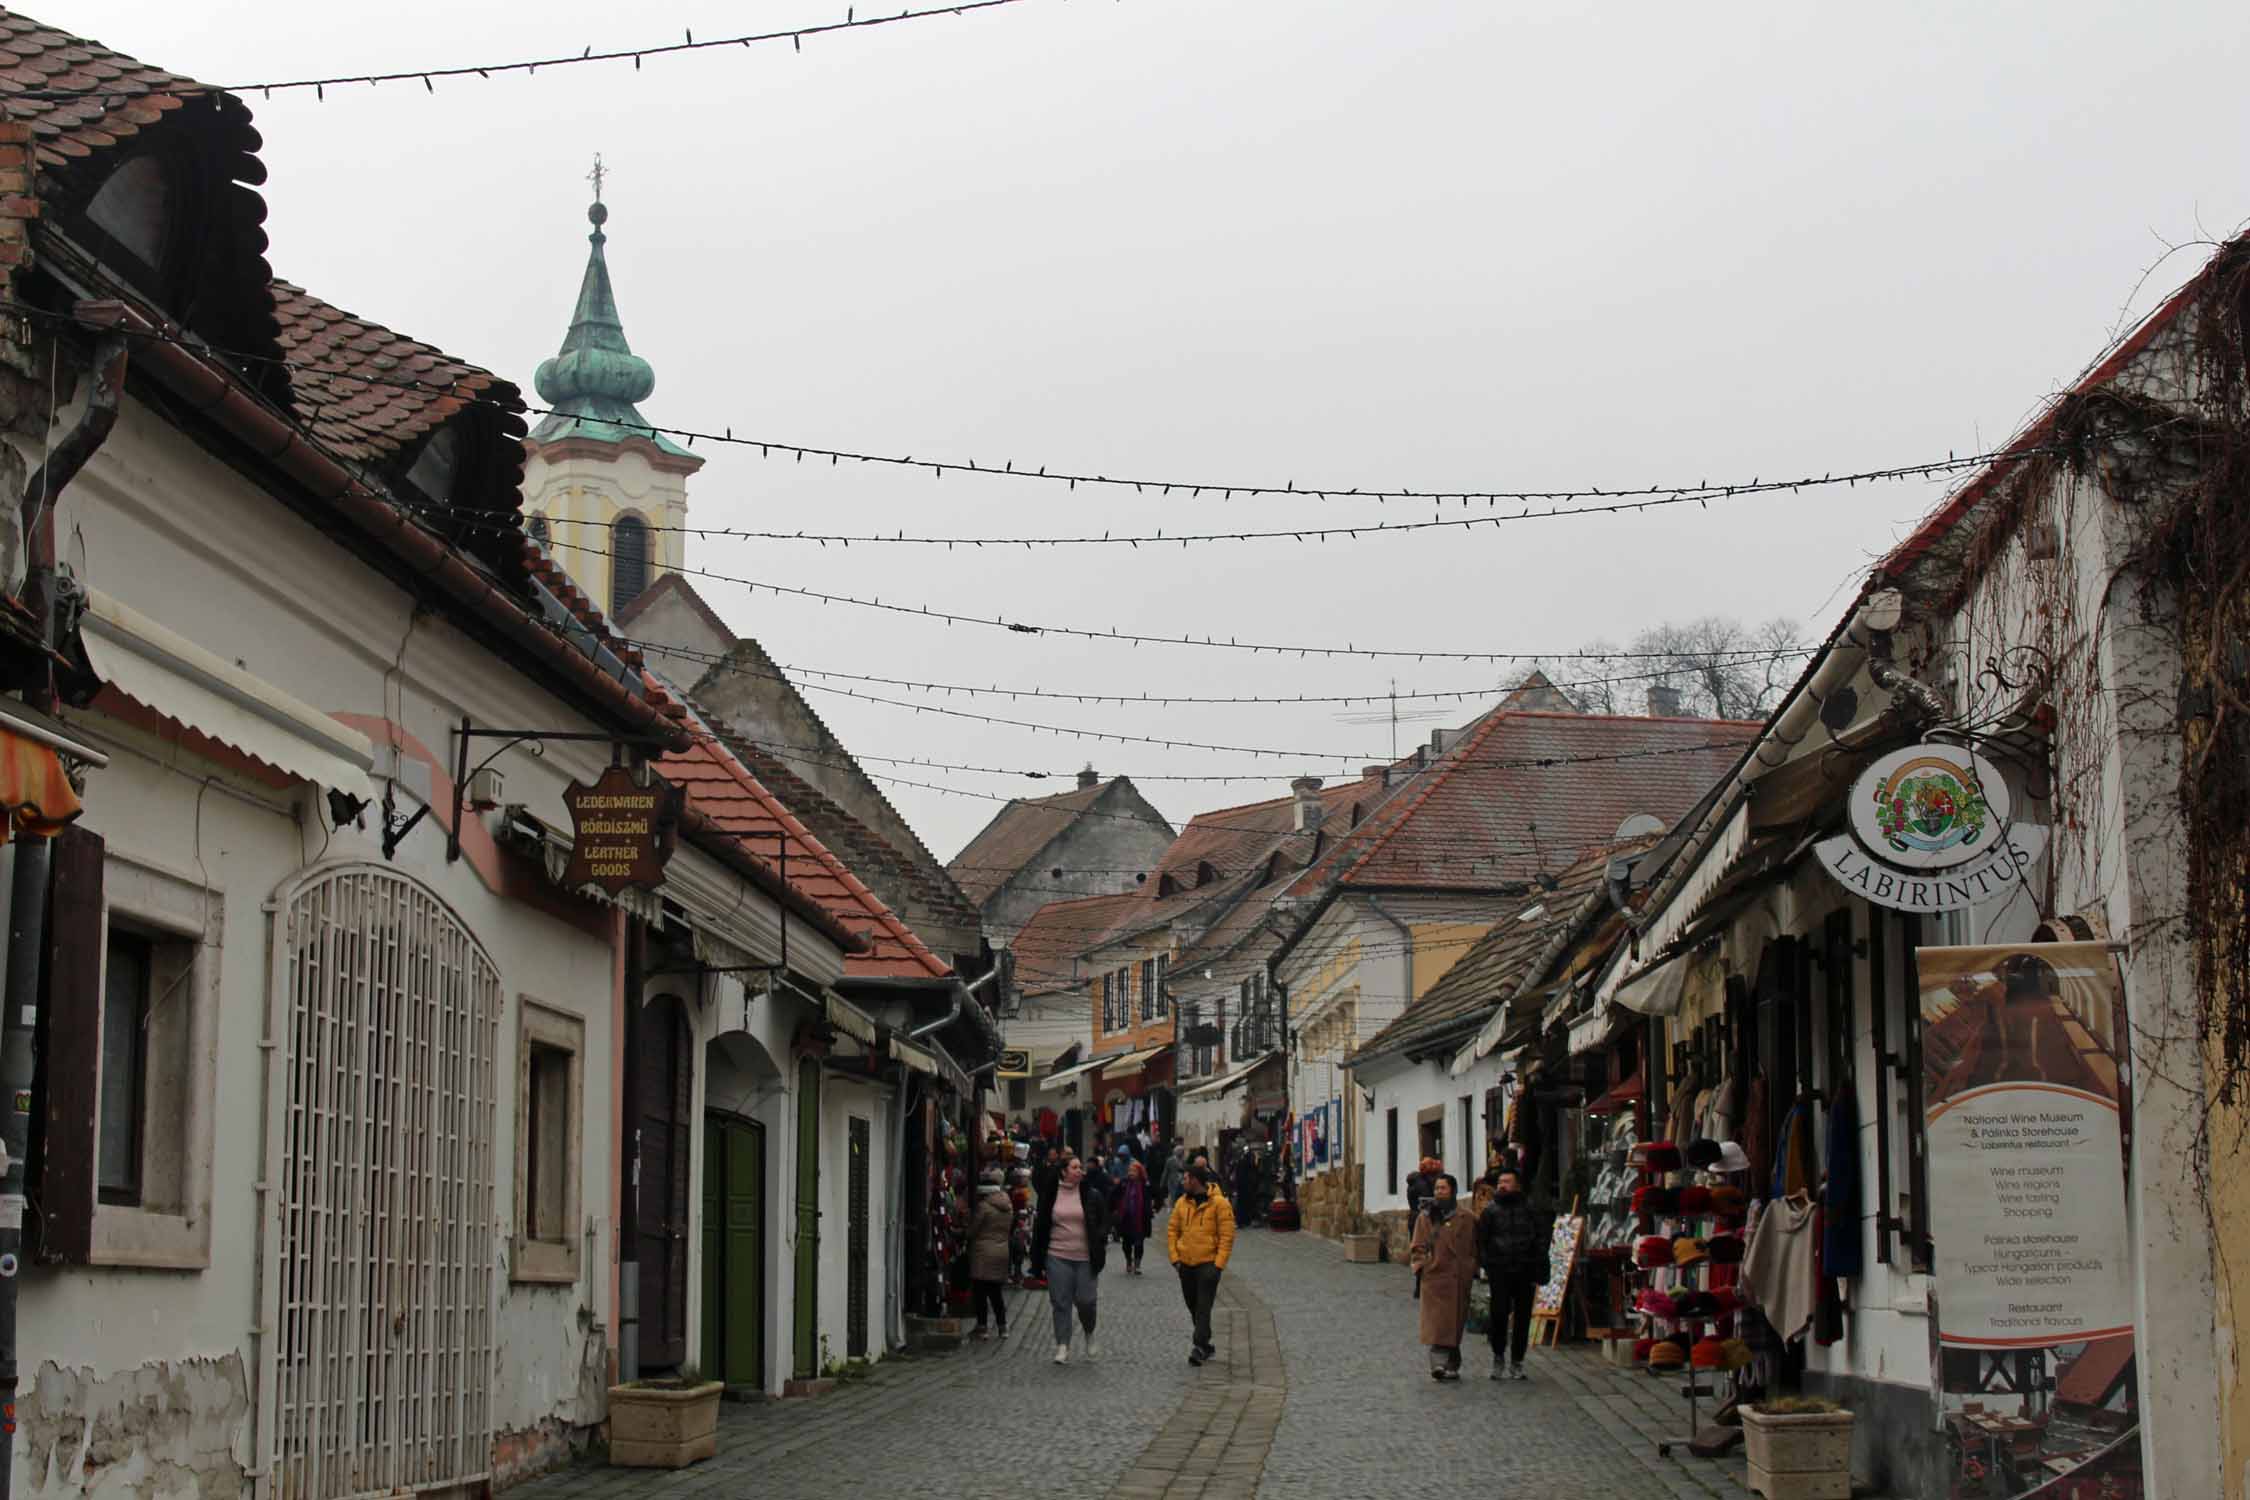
[521,186,703,621]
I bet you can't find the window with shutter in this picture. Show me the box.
[36,830,219,1269]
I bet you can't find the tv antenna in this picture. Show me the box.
[1334,679,1447,760]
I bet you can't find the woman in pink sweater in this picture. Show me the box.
[1030,1153,1113,1364]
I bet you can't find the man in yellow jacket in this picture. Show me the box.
[1167,1164,1236,1365]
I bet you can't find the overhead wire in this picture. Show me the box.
[626,632,1818,708]
[4,1,1038,103]
[24,302,2035,525]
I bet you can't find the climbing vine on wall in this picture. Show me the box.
[2120,240,2250,1111]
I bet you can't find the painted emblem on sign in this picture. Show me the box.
[1872,754,1990,857]
[1819,741,2045,912]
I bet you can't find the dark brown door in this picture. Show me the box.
[637,994,694,1369]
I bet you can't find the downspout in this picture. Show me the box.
[0,332,127,1500]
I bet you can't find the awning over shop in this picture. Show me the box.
[1568,1002,1632,1056]
[1180,1051,1277,1100]
[1608,950,1691,1017]
[1585,1069,1644,1117]
[825,993,879,1046]
[892,1033,973,1095]
[1038,1053,1107,1092]
[1101,1044,1169,1074]
[82,589,374,799]
[0,724,84,843]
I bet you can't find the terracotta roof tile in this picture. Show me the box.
[0,11,200,170]
[270,280,527,466]
[1353,840,1644,1064]
[661,703,950,981]
[1008,892,1145,994]
[1318,710,1759,893]
[716,724,983,953]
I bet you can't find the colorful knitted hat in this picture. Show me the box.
[1673,1237,1709,1267]
[1707,1234,1746,1265]
[1678,1185,1715,1214]
[1636,1236,1673,1268]
[1690,1336,1726,1370]
[1631,1141,1683,1172]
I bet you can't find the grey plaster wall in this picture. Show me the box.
[980,781,1173,946]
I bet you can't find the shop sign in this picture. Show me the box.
[561,765,679,894]
[996,1048,1031,1078]
[1917,941,2143,1496]
[1814,743,2046,912]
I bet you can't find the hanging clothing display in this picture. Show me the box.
[1770,1097,1815,1202]
[1740,1074,1771,1192]
[1740,1194,1819,1343]
[1668,1064,1703,1145]
[1821,1090,1862,1279]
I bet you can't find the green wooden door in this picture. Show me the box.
[792,1057,821,1379]
[701,1115,765,1388]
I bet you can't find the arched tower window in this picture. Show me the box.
[611,513,650,612]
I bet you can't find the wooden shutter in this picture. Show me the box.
[34,823,105,1263]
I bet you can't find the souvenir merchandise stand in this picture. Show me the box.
[1580,1078,1643,1342]
[1627,1138,1756,1455]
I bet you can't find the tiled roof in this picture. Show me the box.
[1,11,286,375]
[271,280,525,464]
[661,704,950,981]
[1009,892,1144,994]
[1324,710,1760,892]
[0,11,202,169]
[1352,841,1640,1065]
[1071,777,1379,955]
[715,723,983,953]
[946,780,1124,907]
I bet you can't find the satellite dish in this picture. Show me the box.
[1613,812,1665,840]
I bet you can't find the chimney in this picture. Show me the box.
[1077,765,1100,790]
[1647,686,1682,718]
[1361,764,1387,782]
[1291,776,1326,831]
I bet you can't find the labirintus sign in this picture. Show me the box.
[1814,743,2047,913]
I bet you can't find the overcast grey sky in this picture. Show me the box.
[59,0,2250,861]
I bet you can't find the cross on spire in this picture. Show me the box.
[587,152,606,204]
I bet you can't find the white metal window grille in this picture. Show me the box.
[262,866,500,1500]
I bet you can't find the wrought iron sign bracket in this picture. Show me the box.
[446,716,673,864]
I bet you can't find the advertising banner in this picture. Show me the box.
[1918,941,2143,1498]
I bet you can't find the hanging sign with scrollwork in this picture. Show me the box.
[1814,743,2046,913]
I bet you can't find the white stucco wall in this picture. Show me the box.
[7,391,800,1497]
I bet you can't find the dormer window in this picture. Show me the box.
[402,423,463,507]
[1195,861,1217,887]
[85,153,176,279]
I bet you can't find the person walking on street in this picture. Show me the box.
[1168,1164,1236,1365]
[1232,1147,1264,1227]
[1113,1159,1155,1273]
[1160,1144,1188,1210]
[968,1169,1014,1340]
[1404,1156,1440,1299]
[1475,1166,1549,1380]
[1031,1152,1111,1364]
[1409,1174,1476,1380]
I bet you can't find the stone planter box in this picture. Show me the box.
[1740,1406,1853,1500]
[1340,1232,1383,1263]
[607,1381,722,1469]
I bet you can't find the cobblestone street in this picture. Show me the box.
[514,1221,1772,1500]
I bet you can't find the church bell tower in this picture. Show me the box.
[521,162,704,620]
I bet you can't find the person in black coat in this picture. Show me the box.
[1475,1167,1551,1380]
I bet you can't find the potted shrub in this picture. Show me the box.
[607,1368,723,1469]
[1740,1397,1854,1500]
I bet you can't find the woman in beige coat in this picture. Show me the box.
[968,1170,1014,1340]
[1409,1174,1477,1379]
